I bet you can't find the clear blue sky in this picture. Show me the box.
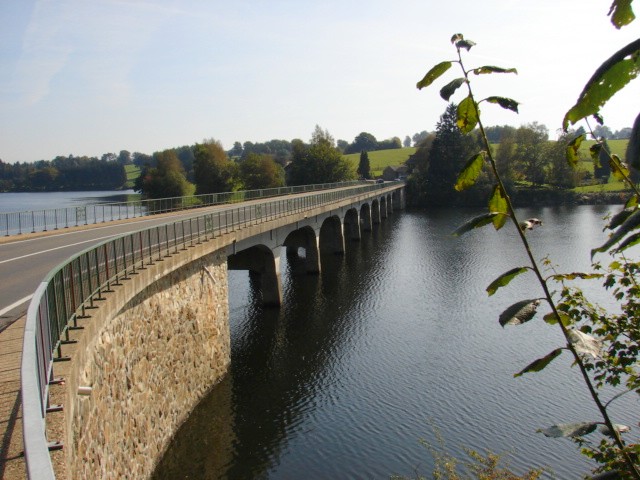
[1,0,638,163]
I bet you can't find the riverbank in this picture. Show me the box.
[407,186,630,208]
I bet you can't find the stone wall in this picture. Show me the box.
[67,250,230,479]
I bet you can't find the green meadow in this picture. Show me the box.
[343,147,416,178]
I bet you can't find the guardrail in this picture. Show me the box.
[2,181,362,236]
[21,181,402,479]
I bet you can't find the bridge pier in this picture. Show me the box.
[228,245,283,307]
[319,216,345,255]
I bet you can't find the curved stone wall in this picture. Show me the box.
[66,251,230,479]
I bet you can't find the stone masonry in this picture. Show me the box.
[66,250,230,479]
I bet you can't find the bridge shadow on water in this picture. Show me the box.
[151,218,396,479]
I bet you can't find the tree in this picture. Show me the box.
[403,136,412,148]
[614,127,632,139]
[357,151,371,179]
[193,139,238,194]
[287,128,354,185]
[412,130,429,146]
[594,138,612,182]
[423,103,477,197]
[336,139,349,152]
[547,132,579,188]
[514,122,549,185]
[311,124,335,147]
[494,130,517,186]
[117,150,131,165]
[593,124,613,139]
[346,132,378,154]
[138,149,191,199]
[229,142,243,158]
[239,153,285,190]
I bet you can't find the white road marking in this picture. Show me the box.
[0,233,121,265]
[0,294,33,316]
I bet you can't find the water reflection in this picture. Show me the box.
[153,207,638,480]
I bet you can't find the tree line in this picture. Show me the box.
[0,154,128,192]
[406,103,632,206]
[134,126,356,200]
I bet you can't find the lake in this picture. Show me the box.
[0,190,139,214]
[151,205,639,479]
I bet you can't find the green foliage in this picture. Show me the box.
[287,128,355,185]
[357,151,371,179]
[238,153,285,190]
[391,429,543,480]
[563,39,640,131]
[193,139,238,194]
[137,149,191,199]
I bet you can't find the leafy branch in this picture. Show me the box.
[417,33,640,479]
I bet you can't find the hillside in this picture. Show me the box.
[343,147,416,178]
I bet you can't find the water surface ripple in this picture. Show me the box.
[153,206,638,479]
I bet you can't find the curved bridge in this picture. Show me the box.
[20,182,405,479]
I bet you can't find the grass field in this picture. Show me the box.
[124,164,141,188]
[343,147,416,178]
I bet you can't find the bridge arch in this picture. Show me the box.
[371,198,381,225]
[319,215,344,255]
[228,245,282,307]
[283,225,320,274]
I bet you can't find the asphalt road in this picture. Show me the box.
[0,198,278,332]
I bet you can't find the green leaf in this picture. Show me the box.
[592,209,640,257]
[440,78,466,101]
[454,152,485,191]
[606,207,635,230]
[543,312,573,327]
[609,154,629,181]
[568,329,602,358]
[452,213,503,236]
[417,61,452,90]
[488,185,508,230]
[616,231,640,252]
[626,195,639,209]
[514,348,563,377]
[486,267,528,296]
[608,0,636,28]
[457,96,479,133]
[499,299,542,327]
[450,33,464,44]
[566,134,585,167]
[537,422,598,438]
[551,272,603,281]
[456,39,476,51]
[563,39,640,130]
[484,96,519,113]
[472,66,518,75]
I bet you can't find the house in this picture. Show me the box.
[382,165,408,181]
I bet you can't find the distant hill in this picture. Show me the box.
[343,147,416,178]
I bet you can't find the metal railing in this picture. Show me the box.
[2,181,362,236]
[21,182,402,479]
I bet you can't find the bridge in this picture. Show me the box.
[0,181,405,479]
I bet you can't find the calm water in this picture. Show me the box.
[152,206,638,480]
[0,190,139,213]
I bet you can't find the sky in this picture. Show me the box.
[0,0,638,164]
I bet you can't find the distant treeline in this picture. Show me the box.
[0,155,127,192]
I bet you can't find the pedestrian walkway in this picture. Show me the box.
[0,315,26,479]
